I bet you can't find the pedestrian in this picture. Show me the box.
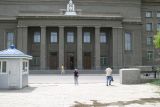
[105,67,113,86]
[74,69,79,85]
[61,64,65,74]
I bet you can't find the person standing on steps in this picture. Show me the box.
[74,69,79,85]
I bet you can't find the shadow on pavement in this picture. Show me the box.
[72,98,160,107]
[0,86,37,93]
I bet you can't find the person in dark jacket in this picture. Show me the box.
[74,69,79,85]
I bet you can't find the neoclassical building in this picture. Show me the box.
[0,0,160,71]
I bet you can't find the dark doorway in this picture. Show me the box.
[66,53,74,69]
[83,52,91,69]
[49,52,58,69]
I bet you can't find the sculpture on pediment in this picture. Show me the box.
[65,0,77,15]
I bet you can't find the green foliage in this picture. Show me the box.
[150,79,160,86]
[154,31,160,48]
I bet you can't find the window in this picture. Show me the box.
[32,57,40,66]
[147,37,153,46]
[100,32,107,43]
[67,32,74,43]
[157,12,160,18]
[146,23,152,31]
[83,32,90,43]
[51,32,57,43]
[145,11,152,18]
[0,61,6,73]
[157,23,160,31]
[7,32,15,48]
[125,32,132,51]
[147,51,153,61]
[34,32,40,43]
[23,61,28,72]
[100,57,107,67]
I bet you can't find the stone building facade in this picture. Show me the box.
[0,0,159,71]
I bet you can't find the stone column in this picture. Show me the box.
[59,26,64,69]
[17,26,28,53]
[95,26,100,69]
[17,26,23,51]
[112,27,123,70]
[22,26,28,54]
[40,26,47,69]
[77,26,83,69]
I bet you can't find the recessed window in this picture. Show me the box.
[147,37,153,46]
[32,57,40,66]
[157,12,160,18]
[147,51,153,61]
[157,23,160,31]
[7,32,15,48]
[146,23,152,31]
[100,32,107,43]
[83,32,90,43]
[67,32,74,43]
[100,57,107,67]
[125,32,132,51]
[34,32,40,43]
[0,61,6,73]
[50,32,57,43]
[145,11,152,18]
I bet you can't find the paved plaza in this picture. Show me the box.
[0,75,160,107]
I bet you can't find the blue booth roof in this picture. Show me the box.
[0,45,32,59]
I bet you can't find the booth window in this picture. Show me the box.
[0,61,6,73]
[23,61,28,72]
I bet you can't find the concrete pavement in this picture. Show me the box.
[0,75,159,107]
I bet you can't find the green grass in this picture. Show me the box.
[150,79,160,86]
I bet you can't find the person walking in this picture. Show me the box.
[61,64,65,74]
[74,69,79,85]
[105,67,113,86]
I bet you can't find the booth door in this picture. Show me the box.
[8,60,19,88]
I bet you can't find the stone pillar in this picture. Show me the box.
[95,26,100,69]
[77,26,83,69]
[59,26,64,69]
[112,27,123,70]
[17,26,23,51]
[40,26,47,69]
[17,26,28,53]
[22,26,28,54]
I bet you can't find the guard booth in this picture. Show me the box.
[0,46,32,89]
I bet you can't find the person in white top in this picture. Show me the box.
[61,64,65,74]
[105,67,113,86]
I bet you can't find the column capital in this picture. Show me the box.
[40,25,46,28]
[95,26,101,29]
[59,26,64,28]
[17,25,28,28]
[77,26,83,28]
[112,26,123,29]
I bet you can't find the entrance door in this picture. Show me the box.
[83,52,91,69]
[8,60,19,88]
[66,53,74,69]
[49,52,58,69]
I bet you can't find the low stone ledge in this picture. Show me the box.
[119,68,141,84]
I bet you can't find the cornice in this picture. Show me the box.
[17,15,123,21]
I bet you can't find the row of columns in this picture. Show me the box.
[17,26,123,70]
